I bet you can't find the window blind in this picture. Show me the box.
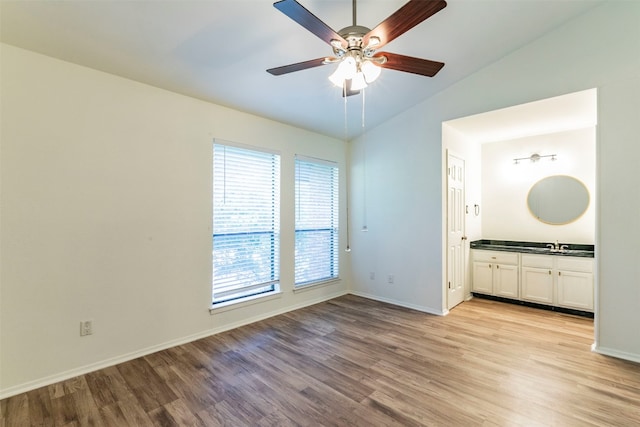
[295,156,339,286]
[212,143,280,304]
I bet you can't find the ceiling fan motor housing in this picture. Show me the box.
[333,25,380,62]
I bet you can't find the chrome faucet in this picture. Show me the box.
[546,241,561,252]
[547,241,569,252]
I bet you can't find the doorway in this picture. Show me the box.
[442,88,597,314]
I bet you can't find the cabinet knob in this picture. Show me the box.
[496,265,500,269]
[549,270,552,275]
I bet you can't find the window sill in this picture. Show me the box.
[210,290,282,314]
[293,278,341,294]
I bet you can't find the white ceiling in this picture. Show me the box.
[0,0,604,140]
[445,88,598,143]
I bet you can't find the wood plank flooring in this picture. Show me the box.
[2,295,640,426]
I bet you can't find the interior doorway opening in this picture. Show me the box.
[442,89,598,320]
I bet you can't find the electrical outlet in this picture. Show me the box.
[370,272,375,280]
[80,320,93,336]
[388,275,394,284]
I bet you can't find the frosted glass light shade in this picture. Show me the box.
[350,72,368,91]
[328,70,344,87]
[328,57,357,87]
[361,60,381,83]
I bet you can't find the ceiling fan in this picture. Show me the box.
[267,0,447,96]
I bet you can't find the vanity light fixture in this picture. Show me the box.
[513,153,557,164]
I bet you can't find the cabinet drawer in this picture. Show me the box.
[557,257,593,273]
[521,254,554,268]
[473,250,519,265]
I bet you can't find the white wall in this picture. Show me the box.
[596,72,640,362]
[0,44,349,397]
[349,1,640,360]
[481,128,596,243]
[348,103,446,314]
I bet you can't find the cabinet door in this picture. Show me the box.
[472,262,493,295]
[494,263,519,298]
[521,266,554,304]
[557,270,593,311]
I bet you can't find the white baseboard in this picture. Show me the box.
[348,291,447,316]
[0,290,348,400]
[591,343,640,364]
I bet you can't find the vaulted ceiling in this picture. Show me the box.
[0,0,603,139]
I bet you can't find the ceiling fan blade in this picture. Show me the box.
[274,0,347,47]
[267,58,328,76]
[364,0,447,49]
[375,52,444,77]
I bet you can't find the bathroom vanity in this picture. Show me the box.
[470,240,595,316]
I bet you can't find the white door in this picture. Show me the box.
[447,153,466,309]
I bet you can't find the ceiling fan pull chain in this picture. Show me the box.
[361,87,366,129]
[344,85,348,141]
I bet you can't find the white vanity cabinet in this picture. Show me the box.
[555,257,594,311]
[521,254,594,311]
[472,251,519,298]
[521,255,555,304]
[472,247,594,313]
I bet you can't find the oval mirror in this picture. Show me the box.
[527,175,589,225]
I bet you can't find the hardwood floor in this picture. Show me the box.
[2,295,640,426]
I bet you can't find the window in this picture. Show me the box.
[212,143,280,305]
[295,156,339,287]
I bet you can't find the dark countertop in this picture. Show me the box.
[470,239,594,258]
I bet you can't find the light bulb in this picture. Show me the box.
[361,60,381,83]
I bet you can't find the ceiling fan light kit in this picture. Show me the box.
[325,26,386,90]
[267,0,447,96]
